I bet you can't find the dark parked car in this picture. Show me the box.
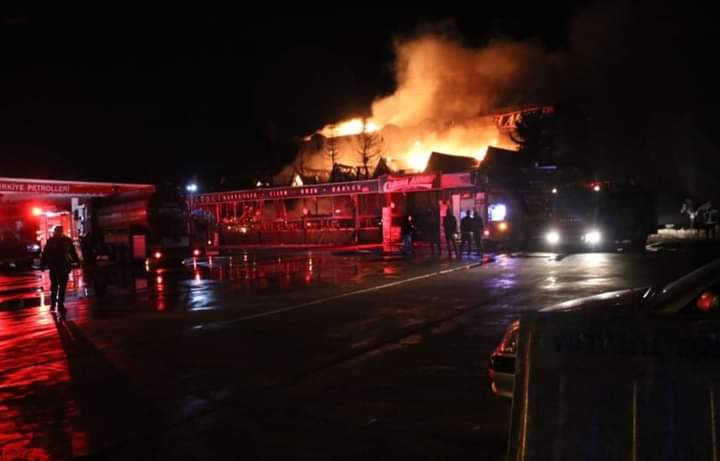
[489,258,720,398]
[0,231,40,270]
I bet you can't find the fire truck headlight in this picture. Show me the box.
[193,249,200,257]
[488,204,507,222]
[154,251,163,259]
[546,230,560,245]
[584,230,602,245]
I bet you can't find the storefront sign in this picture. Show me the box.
[381,174,439,193]
[196,179,380,204]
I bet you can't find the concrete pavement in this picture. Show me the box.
[0,247,716,460]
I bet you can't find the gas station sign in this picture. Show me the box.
[0,178,154,197]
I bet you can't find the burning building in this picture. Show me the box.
[192,34,564,249]
[189,144,565,250]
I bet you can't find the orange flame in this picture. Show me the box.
[311,118,506,172]
[319,118,380,138]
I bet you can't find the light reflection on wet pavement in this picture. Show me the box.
[0,248,716,460]
[0,250,453,313]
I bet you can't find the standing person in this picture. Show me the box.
[705,207,718,240]
[427,208,441,256]
[401,215,416,256]
[472,209,485,260]
[443,208,458,258]
[41,226,80,315]
[80,232,95,266]
[459,210,474,258]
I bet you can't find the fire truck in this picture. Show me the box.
[543,180,657,251]
[0,204,42,270]
[0,178,196,268]
[474,166,557,250]
[93,185,194,265]
[472,147,561,250]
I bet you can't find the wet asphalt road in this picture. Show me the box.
[0,246,716,460]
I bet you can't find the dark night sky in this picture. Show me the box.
[0,4,715,196]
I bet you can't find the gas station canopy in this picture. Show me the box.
[0,177,156,248]
[0,177,154,200]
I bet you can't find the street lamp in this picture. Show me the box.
[185,183,198,208]
[186,183,198,236]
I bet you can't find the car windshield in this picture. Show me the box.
[556,187,597,215]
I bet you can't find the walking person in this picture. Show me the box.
[459,210,473,258]
[443,208,458,258]
[472,209,485,261]
[41,226,80,316]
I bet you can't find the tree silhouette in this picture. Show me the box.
[355,119,383,179]
[325,134,340,181]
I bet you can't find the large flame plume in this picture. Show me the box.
[301,33,551,173]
